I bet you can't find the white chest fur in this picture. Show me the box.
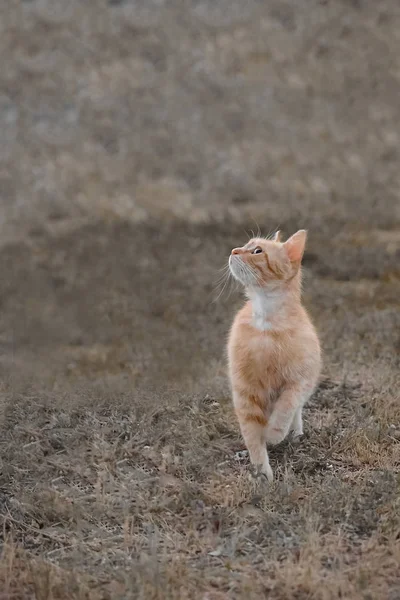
[249,288,282,331]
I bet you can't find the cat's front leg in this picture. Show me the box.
[233,391,273,482]
[242,418,273,482]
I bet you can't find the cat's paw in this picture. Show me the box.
[290,429,304,444]
[251,462,274,483]
[261,462,274,483]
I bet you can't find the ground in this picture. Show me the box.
[0,1,399,599]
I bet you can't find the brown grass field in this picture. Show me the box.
[0,1,399,598]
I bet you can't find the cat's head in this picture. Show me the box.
[228,230,307,288]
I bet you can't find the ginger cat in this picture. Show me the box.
[227,230,321,481]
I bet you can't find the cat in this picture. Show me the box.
[227,230,321,482]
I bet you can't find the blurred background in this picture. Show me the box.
[0,0,398,388]
[2,1,400,236]
[0,1,399,598]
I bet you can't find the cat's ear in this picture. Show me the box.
[273,230,281,242]
[283,230,307,263]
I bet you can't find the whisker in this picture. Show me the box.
[214,265,229,280]
[213,277,230,292]
[212,263,234,302]
[250,216,262,239]
[265,226,282,241]
[216,263,230,273]
[214,269,230,287]
[213,273,233,302]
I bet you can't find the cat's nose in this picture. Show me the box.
[231,247,242,255]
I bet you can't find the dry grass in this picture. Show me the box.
[0,252,398,599]
[0,0,400,598]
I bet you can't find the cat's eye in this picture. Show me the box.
[252,247,262,254]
